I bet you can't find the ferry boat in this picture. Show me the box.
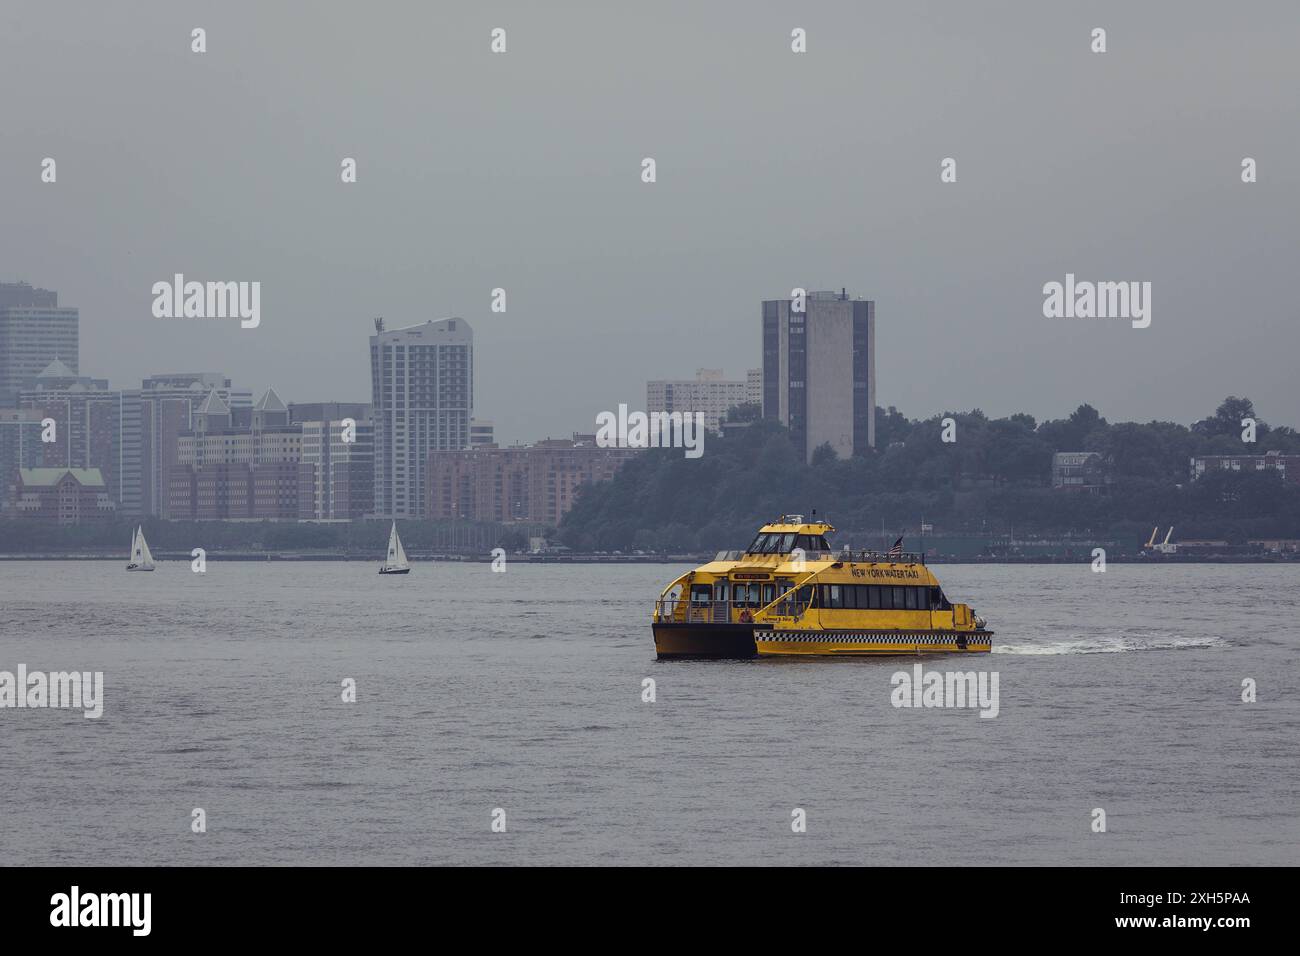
[652,516,992,658]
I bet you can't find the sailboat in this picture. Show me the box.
[126,526,156,572]
[379,521,411,575]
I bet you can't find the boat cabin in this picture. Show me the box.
[656,515,977,631]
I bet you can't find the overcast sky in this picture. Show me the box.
[3,1,1296,443]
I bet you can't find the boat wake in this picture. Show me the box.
[993,634,1228,655]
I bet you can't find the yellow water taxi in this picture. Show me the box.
[652,516,992,658]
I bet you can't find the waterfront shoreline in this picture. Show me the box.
[2,552,1297,564]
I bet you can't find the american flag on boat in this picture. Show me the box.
[887,536,904,557]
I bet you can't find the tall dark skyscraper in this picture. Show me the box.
[762,290,875,463]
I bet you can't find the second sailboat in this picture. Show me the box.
[379,521,411,575]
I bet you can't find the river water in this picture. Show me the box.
[1,561,1296,865]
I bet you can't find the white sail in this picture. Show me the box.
[383,521,409,571]
[137,527,155,568]
[127,526,155,570]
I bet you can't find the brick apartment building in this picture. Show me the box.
[426,435,637,525]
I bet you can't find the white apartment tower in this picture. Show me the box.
[369,317,473,517]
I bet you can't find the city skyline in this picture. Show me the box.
[4,2,1297,447]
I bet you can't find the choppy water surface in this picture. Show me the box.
[1,561,1296,865]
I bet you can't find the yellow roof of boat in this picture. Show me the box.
[758,515,834,534]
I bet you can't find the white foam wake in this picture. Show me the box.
[993,634,1228,655]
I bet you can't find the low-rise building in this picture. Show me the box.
[1051,451,1111,492]
[168,387,303,519]
[1190,450,1300,484]
[469,418,495,448]
[6,467,115,523]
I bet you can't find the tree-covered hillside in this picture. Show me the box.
[558,397,1300,552]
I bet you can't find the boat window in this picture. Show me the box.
[930,587,952,611]
[714,582,729,602]
[690,584,711,603]
[867,585,882,609]
[772,579,792,612]
[892,587,907,609]
[796,585,813,608]
[904,587,918,610]
[748,534,769,553]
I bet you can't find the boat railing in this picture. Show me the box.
[654,597,812,624]
[713,549,926,565]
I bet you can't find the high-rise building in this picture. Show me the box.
[762,289,875,463]
[370,317,473,518]
[17,359,123,506]
[426,435,638,526]
[120,373,253,517]
[0,281,79,402]
[0,407,47,512]
[296,405,375,520]
[646,368,763,433]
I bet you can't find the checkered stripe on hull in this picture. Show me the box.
[758,630,992,648]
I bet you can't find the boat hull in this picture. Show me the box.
[378,567,411,575]
[653,623,993,659]
[653,622,760,659]
[756,629,993,656]
[125,565,154,572]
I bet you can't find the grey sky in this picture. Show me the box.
[3,0,1296,444]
